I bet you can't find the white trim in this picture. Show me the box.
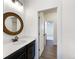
[37,1,62,59]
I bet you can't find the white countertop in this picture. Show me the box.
[3,37,35,58]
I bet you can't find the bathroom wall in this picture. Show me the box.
[3,0,25,41]
[24,0,75,59]
[24,0,61,59]
[61,0,75,59]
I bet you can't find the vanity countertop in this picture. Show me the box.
[3,37,35,58]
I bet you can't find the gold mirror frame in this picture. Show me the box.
[3,12,24,35]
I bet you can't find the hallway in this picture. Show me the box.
[40,40,57,59]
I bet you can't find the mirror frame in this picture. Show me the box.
[3,12,24,35]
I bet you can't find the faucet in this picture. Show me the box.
[12,36,19,42]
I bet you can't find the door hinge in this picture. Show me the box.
[38,16,40,19]
[39,49,40,51]
[38,33,40,35]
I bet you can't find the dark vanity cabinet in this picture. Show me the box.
[4,40,35,59]
[27,40,35,59]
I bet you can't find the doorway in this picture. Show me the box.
[45,21,54,41]
[38,7,57,59]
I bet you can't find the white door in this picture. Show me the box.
[38,12,45,57]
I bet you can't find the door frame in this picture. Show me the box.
[37,1,62,59]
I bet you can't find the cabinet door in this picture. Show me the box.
[28,46,33,59]
[4,46,26,59]
[27,41,35,59]
[17,52,26,59]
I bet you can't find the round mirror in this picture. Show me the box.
[5,16,21,32]
[3,12,24,35]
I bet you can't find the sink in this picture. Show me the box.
[4,37,35,58]
[12,40,26,45]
